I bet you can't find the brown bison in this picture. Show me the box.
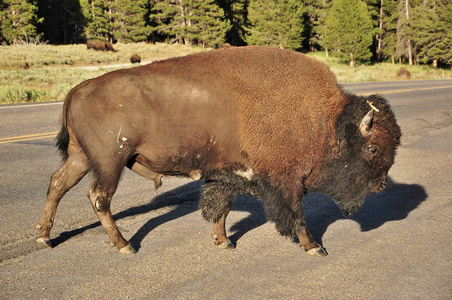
[87,39,115,52]
[218,43,232,49]
[396,67,411,79]
[36,46,401,256]
[130,53,141,64]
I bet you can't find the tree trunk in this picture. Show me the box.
[350,53,355,68]
[183,6,192,46]
[405,0,413,65]
[376,0,384,61]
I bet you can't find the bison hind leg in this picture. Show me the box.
[200,180,236,249]
[126,156,163,189]
[88,166,135,254]
[36,138,89,247]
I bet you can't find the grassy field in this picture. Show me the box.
[310,51,451,83]
[0,43,450,104]
[0,43,205,104]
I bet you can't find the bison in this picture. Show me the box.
[396,67,411,79]
[87,39,115,52]
[36,46,401,256]
[130,53,141,64]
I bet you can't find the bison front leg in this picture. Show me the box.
[211,206,234,249]
[260,184,327,256]
[292,204,327,257]
[200,181,235,249]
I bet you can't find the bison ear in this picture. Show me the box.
[359,110,374,137]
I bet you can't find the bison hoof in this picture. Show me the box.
[216,241,235,250]
[119,244,136,254]
[212,234,235,250]
[306,246,328,257]
[36,237,52,248]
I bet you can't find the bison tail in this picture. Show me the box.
[56,124,70,160]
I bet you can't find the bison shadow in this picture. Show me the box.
[126,176,427,251]
[50,182,202,249]
[50,177,426,252]
[303,177,428,247]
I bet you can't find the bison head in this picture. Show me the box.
[311,94,401,217]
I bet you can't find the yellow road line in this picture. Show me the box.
[0,132,58,144]
[357,85,452,96]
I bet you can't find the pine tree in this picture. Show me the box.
[37,0,86,44]
[303,0,331,51]
[114,0,151,43]
[380,0,399,64]
[152,0,230,47]
[246,0,305,50]
[183,0,231,46]
[217,0,248,46]
[369,0,383,61]
[396,0,413,65]
[0,0,41,44]
[408,0,452,67]
[0,0,6,44]
[81,0,113,41]
[152,0,182,43]
[324,0,374,66]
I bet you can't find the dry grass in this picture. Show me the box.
[0,43,450,104]
[308,52,452,83]
[0,67,119,103]
[0,42,205,69]
[0,43,206,103]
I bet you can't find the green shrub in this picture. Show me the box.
[0,86,47,103]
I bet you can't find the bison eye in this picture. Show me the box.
[366,145,379,159]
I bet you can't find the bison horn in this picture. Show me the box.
[359,109,374,137]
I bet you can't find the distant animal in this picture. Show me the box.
[36,46,401,256]
[22,62,29,69]
[130,53,141,64]
[218,43,232,49]
[105,41,115,52]
[87,40,115,52]
[396,67,411,79]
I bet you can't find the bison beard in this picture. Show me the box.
[36,46,401,257]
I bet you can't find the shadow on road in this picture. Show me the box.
[51,182,203,249]
[304,177,428,247]
[51,177,427,252]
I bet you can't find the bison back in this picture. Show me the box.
[65,46,348,180]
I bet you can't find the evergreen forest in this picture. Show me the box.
[1,0,451,67]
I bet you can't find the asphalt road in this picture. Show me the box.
[0,79,451,299]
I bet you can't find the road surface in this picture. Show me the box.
[0,79,451,299]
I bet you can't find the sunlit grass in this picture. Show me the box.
[0,68,115,103]
[0,42,205,69]
[0,43,206,103]
[307,51,451,83]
